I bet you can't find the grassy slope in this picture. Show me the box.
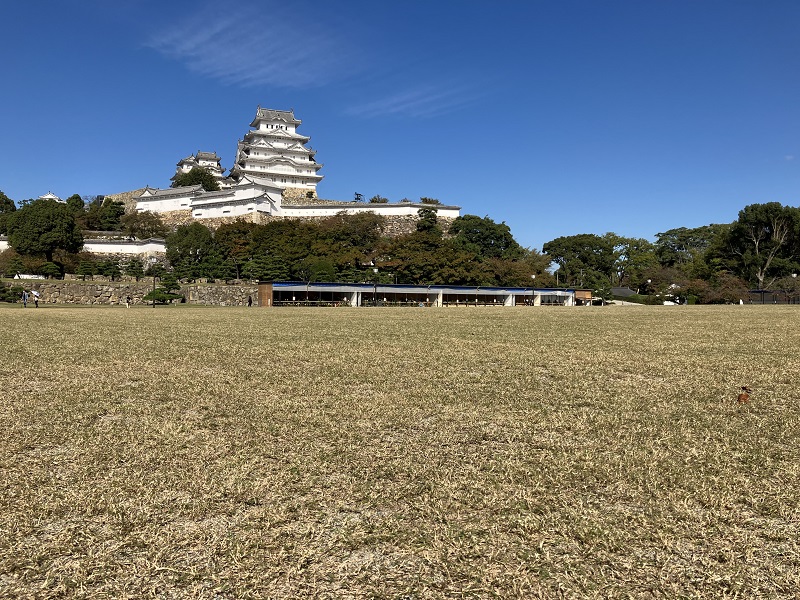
[0,305,798,598]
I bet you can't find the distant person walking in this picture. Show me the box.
[126,295,132,309]
[32,290,39,308]
[247,295,253,308]
[21,290,28,308]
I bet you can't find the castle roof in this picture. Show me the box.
[39,191,64,203]
[250,107,301,127]
[236,174,286,192]
[139,185,203,199]
[243,129,308,143]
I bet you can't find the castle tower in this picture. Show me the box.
[171,151,226,184]
[229,107,323,197]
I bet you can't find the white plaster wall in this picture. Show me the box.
[83,240,166,254]
[136,196,190,212]
[0,238,9,252]
[192,202,258,218]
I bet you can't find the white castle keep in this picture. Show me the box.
[230,107,323,191]
[171,151,226,185]
[135,107,460,221]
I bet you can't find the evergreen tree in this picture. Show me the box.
[0,190,16,235]
[172,167,221,191]
[7,199,83,262]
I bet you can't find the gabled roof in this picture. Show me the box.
[236,174,285,192]
[244,128,308,142]
[39,191,63,202]
[250,106,301,127]
[196,151,220,161]
[138,185,203,199]
[248,139,275,148]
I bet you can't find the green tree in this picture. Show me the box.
[713,203,800,288]
[124,257,145,281]
[215,221,257,279]
[449,215,524,260]
[65,194,85,214]
[655,224,728,280]
[420,197,442,205]
[166,222,216,279]
[250,220,316,272]
[77,259,96,280]
[242,255,290,281]
[0,251,26,278]
[604,233,658,287]
[120,211,168,240]
[40,262,62,279]
[416,208,442,235]
[172,167,221,191]
[296,256,336,282]
[7,199,83,262]
[542,233,615,287]
[369,195,389,203]
[97,259,122,281]
[0,190,16,235]
[85,197,125,231]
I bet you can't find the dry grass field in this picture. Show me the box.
[1,304,798,598]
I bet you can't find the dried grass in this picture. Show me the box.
[1,305,798,598]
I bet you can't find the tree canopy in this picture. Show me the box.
[84,196,126,231]
[172,167,221,191]
[449,215,523,260]
[120,210,168,240]
[712,203,800,289]
[156,210,547,287]
[7,199,83,262]
[0,190,16,235]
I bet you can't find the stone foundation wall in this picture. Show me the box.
[2,280,257,307]
[281,187,317,203]
[143,209,452,237]
[105,189,147,213]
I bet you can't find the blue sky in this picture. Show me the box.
[2,1,799,249]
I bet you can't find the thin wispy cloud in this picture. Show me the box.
[146,3,358,89]
[347,81,487,119]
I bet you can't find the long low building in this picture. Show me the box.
[257,281,580,307]
[0,236,165,256]
[135,174,460,220]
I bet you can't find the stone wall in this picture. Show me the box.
[2,280,257,307]
[141,208,451,237]
[185,284,257,306]
[105,189,147,213]
[281,187,317,203]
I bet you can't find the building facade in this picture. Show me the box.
[136,106,461,222]
[171,151,227,184]
[229,107,323,195]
